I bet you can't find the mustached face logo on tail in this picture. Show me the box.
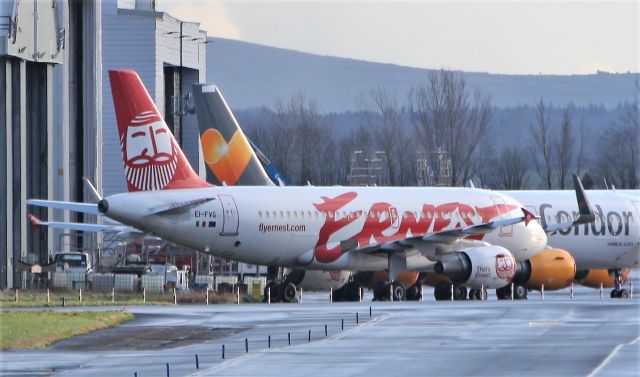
[121,112,177,191]
[201,128,252,185]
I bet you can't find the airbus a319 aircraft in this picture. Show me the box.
[28,70,550,302]
[192,82,638,301]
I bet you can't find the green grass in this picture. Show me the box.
[0,289,259,307]
[0,310,134,350]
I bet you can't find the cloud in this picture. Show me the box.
[157,0,242,39]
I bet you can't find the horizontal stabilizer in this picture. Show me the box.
[33,221,122,233]
[26,199,99,215]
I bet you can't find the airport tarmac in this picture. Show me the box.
[1,284,639,377]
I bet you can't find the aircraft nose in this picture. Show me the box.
[528,219,548,255]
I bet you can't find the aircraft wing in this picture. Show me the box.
[28,213,145,239]
[327,211,530,257]
[420,215,528,243]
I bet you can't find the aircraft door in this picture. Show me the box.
[491,196,513,236]
[218,194,239,236]
[389,207,399,228]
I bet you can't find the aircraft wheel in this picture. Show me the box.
[270,282,284,302]
[373,282,391,301]
[282,282,298,303]
[495,286,508,300]
[263,281,280,303]
[513,285,528,300]
[453,285,467,301]
[345,281,363,301]
[434,282,451,301]
[406,284,422,301]
[610,289,621,298]
[620,289,630,298]
[391,281,406,302]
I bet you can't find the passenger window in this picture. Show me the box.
[280,211,284,218]
[287,211,291,219]
[307,211,312,218]
[258,211,262,218]
[272,211,276,218]
[266,211,270,218]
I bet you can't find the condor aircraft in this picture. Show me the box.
[192,83,638,301]
[27,70,550,303]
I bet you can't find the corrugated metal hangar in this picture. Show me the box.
[0,0,207,289]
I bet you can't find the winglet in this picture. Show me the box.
[542,175,596,233]
[572,174,595,225]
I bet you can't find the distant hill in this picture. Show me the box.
[206,37,637,113]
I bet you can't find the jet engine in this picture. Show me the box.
[434,246,516,289]
[574,268,631,289]
[285,269,350,291]
[512,248,576,290]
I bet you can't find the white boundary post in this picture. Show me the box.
[174,288,177,305]
[390,284,394,302]
[268,286,271,304]
[570,282,574,300]
[630,283,634,299]
[450,284,454,301]
[540,284,544,300]
[599,283,604,300]
[358,286,362,302]
[237,286,240,305]
[143,287,146,303]
[420,284,424,302]
[79,288,82,302]
[46,289,50,304]
[330,287,333,303]
[300,287,303,303]
[510,282,514,301]
[206,288,209,306]
[112,287,115,303]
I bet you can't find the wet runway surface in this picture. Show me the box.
[1,286,639,377]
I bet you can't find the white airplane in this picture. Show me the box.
[504,190,639,298]
[191,83,638,301]
[27,70,549,303]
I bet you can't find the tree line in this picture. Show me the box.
[243,70,639,190]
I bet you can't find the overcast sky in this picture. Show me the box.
[157,0,639,75]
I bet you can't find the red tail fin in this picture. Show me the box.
[109,70,210,192]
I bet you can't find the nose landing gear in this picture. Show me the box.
[610,269,630,298]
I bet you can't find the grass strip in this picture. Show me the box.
[0,310,133,350]
[0,290,257,307]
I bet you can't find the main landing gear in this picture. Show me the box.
[332,280,364,302]
[495,283,528,300]
[610,269,630,298]
[262,266,300,303]
[373,281,406,301]
[434,282,466,301]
